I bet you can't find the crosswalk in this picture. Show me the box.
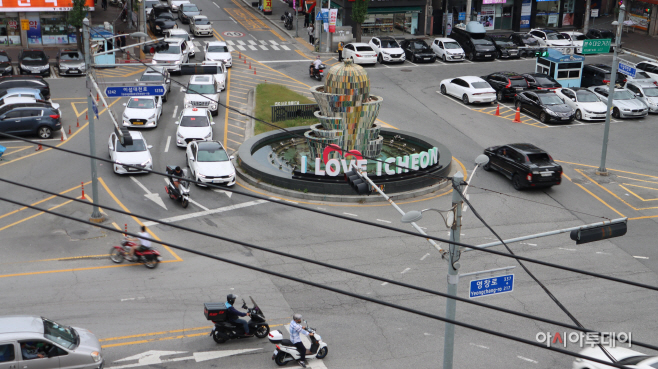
[191,39,291,52]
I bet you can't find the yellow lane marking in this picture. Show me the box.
[241,53,311,88]
[574,169,627,216]
[228,131,244,137]
[0,181,90,221]
[224,7,269,31]
[0,197,80,233]
[269,29,287,42]
[629,215,658,220]
[230,86,251,92]
[619,184,658,201]
[296,50,312,60]
[112,222,122,230]
[617,175,658,184]
[2,146,32,156]
[566,178,625,218]
[100,326,211,342]
[1,254,109,265]
[212,30,226,41]
[52,97,87,100]
[231,95,247,100]
[228,123,245,130]
[98,177,183,262]
[295,37,314,51]
[556,160,658,179]
[227,138,242,145]
[376,118,398,130]
[228,117,247,124]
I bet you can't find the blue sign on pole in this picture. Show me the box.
[458,12,465,20]
[91,99,99,119]
[104,85,166,97]
[316,9,328,22]
[618,62,637,78]
[469,274,514,298]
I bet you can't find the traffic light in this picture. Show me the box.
[346,169,370,195]
[570,221,627,245]
[115,127,133,146]
[143,41,169,54]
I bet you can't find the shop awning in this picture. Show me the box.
[367,6,422,14]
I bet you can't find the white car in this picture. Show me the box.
[529,29,573,54]
[152,38,190,73]
[368,37,405,64]
[175,107,214,147]
[626,70,658,86]
[164,28,195,58]
[560,31,587,54]
[573,347,657,369]
[190,15,213,37]
[108,131,153,174]
[343,43,377,65]
[167,0,189,12]
[625,81,658,113]
[184,75,220,116]
[555,87,608,121]
[431,37,465,62]
[587,85,649,119]
[201,60,227,91]
[0,96,61,116]
[440,76,496,105]
[204,41,232,67]
[635,61,658,82]
[186,140,236,186]
[122,96,163,128]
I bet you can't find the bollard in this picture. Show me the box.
[81,182,85,198]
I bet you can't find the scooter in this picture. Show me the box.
[205,297,270,343]
[109,237,162,269]
[309,63,326,81]
[269,321,328,366]
[164,165,191,208]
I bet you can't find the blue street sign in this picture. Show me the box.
[316,9,328,22]
[618,62,636,78]
[469,274,514,298]
[104,85,165,97]
[91,99,99,119]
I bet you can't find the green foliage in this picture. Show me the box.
[351,0,370,23]
[254,83,316,136]
[68,0,89,28]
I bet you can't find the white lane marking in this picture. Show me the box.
[226,40,235,45]
[193,41,201,47]
[248,38,257,44]
[164,136,171,152]
[172,105,178,118]
[189,198,210,211]
[121,298,135,301]
[420,253,430,261]
[237,40,246,45]
[406,60,418,66]
[258,45,268,50]
[596,251,611,255]
[229,16,237,24]
[401,268,410,274]
[558,248,576,251]
[259,40,267,44]
[517,356,538,364]
[142,199,269,227]
[257,59,314,63]
[236,45,246,51]
[634,256,649,259]
[130,177,168,210]
[469,343,489,349]
[281,45,290,50]
[269,40,278,45]
[213,2,219,7]
[377,219,391,223]
[213,189,232,198]
[0,138,59,143]
[381,282,388,286]
[271,45,280,50]
[343,212,358,217]
[248,45,258,51]
[227,46,235,52]
[423,332,433,336]
[317,207,326,210]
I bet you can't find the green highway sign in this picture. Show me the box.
[582,39,611,54]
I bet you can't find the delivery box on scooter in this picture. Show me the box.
[204,302,228,322]
[268,329,284,344]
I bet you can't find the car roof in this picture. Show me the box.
[522,73,551,77]
[190,75,214,83]
[207,41,227,46]
[182,107,208,115]
[348,43,370,47]
[0,316,44,334]
[585,64,612,71]
[128,131,144,139]
[434,37,458,42]
[166,28,188,34]
[1,97,38,104]
[533,90,559,95]
[152,4,170,8]
[458,76,486,82]
[193,15,208,19]
[376,37,397,41]
[628,81,658,88]
[5,87,42,94]
[163,38,184,45]
[495,71,524,78]
[0,75,46,82]
[129,95,157,101]
[507,143,545,153]
[198,140,224,150]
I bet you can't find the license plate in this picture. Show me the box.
[541,172,552,177]
[485,54,491,57]
[424,58,430,60]
[515,88,523,91]
[128,168,139,171]
[32,70,41,74]
[69,69,79,73]
[133,121,145,125]
[273,350,278,356]
[561,117,569,120]
[157,257,162,261]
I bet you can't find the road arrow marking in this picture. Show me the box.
[115,350,187,363]
[213,189,232,198]
[130,176,167,210]
[110,349,261,369]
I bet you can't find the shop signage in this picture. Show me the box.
[26,15,41,45]
[591,9,599,17]
[20,19,29,31]
[0,0,95,11]
[458,12,465,21]
[446,13,453,35]
[263,0,272,14]
[520,0,531,29]
[582,39,611,54]
[479,5,495,30]
[482,0,505,3]
[328,9,337,33]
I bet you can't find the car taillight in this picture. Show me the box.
[602,79,610,84]
[356,54,362,57]
[49,114,60,119]
[548,154,554,161]
[527,173,532,181]
[506,79,512,88]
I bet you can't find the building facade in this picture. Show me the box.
[329,0,430,37]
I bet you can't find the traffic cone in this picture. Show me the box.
[76,118,80,127]
[249,62,251,69]
[244,58,246,64]
[96,93,99,102]
[68,125,72,135]
[36,142,42,151]
[254,68,256,75]
[513,107,522,123]
[239,52,241,59]
[495,104,500,116]
[85,112,88,120]
[61,133,64,141]
[81,182,85,198]
[124,223,128,236]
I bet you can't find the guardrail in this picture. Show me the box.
[271,104,319,122]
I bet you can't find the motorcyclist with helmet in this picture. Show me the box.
[225,294,252,336]
[290,313,313,368]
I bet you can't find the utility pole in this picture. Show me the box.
[464,0,472,24]
[597,4,625,176]
[295,0,299,38]
[83,18,105,223]
[583,0,591,34]
[443,171,464,369]
[443,0,448,37]
[315,0,321,51]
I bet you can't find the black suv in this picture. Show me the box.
[515,90,575,124]
[0,76,51,100]
[399,39,436,63]
[485,35,520,59]
[149,4,177,35]
[508,32,540,57]
[0,51,12,76]
[18,49,50,77]
[521,73,561,90]
[0,102,61,139]
[581,64,627,88]
[481,71,529,101]
[450,27,497,61]
[483,143,562,190]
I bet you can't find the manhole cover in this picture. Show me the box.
[401,69,412,72]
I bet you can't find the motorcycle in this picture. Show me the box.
[109,238,162,269]
[269,321,328,366]
[309,63,326,81]
[205,296,270,344]
[165,165,191,208]
[281,12,293,30]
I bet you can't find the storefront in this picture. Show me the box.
[0,13,21,45]
[480,0,515,30]
[535,0,560,28]
[362,7,421,36]
[627,0,652,31]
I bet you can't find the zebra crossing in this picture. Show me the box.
[191,39,291,52]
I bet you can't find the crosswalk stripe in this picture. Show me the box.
[228,45,235,52]
[281,45,290,50]
[194,41,202,47]
[248,40,257,45]
[269,40,278,45]
[271,45,280,50]
[226,40,235,45]
[259,45,268,50]
[237,40,246,45]
[236,45,246,51]
[259,40,267,44]
[248,45,258,51]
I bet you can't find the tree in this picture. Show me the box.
[68,0,90,53]
[351,0,370,42]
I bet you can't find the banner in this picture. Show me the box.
[520,0,531,29]
[446,13,453,35]
[263,0,271,14]
[479,4,495,30]
[328,8,337,33]
[26,14,41,44]
[0,0,95,11]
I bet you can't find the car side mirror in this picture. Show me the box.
[571,98,576,102]
[122,103,127,106]
[211,121,215,125]
[175,121,180,125]
[108,144,113,150]
[636,93,643,97]
[147,145,153,149]
[229,155,235,160]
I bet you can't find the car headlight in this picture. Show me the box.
[545,109,557,115]
[141,159,152,166]
[20,63,27,69]
[91,351,101,363]
[155,25,161,29]
[148,113,156,120]
[175,60,181,64]
[584,109,594,113]
[204,132,212,139]
[122,113,129,120]
[197,173,206,178]
[59,64,69,70]
[382,51,389,55]
[210,104,217,110]
[4,65,11,70]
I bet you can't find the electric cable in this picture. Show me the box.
[3,176,657,353]
[0,194,639,369]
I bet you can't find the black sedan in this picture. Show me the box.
[399,39,436,63]
[0,50,12,76]
[515,91,575,124]
[483,143,562,190]
[521,73,561,90]
[148,6,177,35]
[486,35,520,59]
[18,49,50,77]
[178,2,201,24]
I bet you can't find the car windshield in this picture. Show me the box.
[116,139,147,152]
[575,90,599,102]
[538,95,564,105]
[0,54,9,62]
[472,39,493,46]
[600,31,614,38]
[180,115,209,127]
[523,37,538,44]
[181,4,198,11]
[356,46,374,52]
[617,356,650,365]
[198,147,229,162]
[494,40,515,47]
[160,45,181,54]
[127,98,155,108]
[195,18,210,25]
[22,51,47,62]
[546,33,567,40]
[573,34,587,40]
[527,153,551,164]
[60,52,82,61]
[471,82,490,89]
[158,13,175,20]
[170,33,190,41]
[613,90,634,100]
[642,87,658,97]
[634,71,651,79]
[444,42,461,49]
[412,41,429,49]
[380,40,399,48]
[208,45,229,53]
[140,75,164,82]
[187,83,215,94]
[43,318,78,350]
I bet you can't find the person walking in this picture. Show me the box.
[337,41,344,61]
[307,24,314,45]
[102,0,107,10]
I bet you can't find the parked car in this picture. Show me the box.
[0,50,13,76]
[138,66,171,102]
[0,101,61,139]
[485,35,520,59]
[514,90,575,123]
[481,71,529,101]
[626,70,658,86]
[121,96,163,128]
[573,347,658,369]
[186,140,236,186]
[0,87,52,103]
[581,64,627,88]
[0,315,104,369]
[342,43,377,65]
[0,76,51,100]
[483,143,562,190]
[175,107,214,147]
[635,61,658,82]
[624,81,658,113]
[585,28,618,51]
[167,0,189,12]
[148,5,177,35]
[190,15,213,37]
[555,87,607,121]
[560,31,588,54]
[439,76,496,104]
[430,37,464,62]
[18,49,50,77]
[152,38,190,74]
[178,2,201,23]
[587,85,648,119]
[399,39,435,63]
[368,37,405,64]
[108,130,153,174]
[521,73,561,90]
[201,60,227,91]
[450,23,497,61]
[184,74,220,116]
[164,29,195,58]
[508,32,540,57]
[528,29,573,54]
[56,49,85,76]
[204,41,232,67]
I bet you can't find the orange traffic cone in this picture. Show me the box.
[81,182,85,198]
[36,142,42,151]
[495,104,500,116]
[85,112,88,120]
[61,134,64,141]
[249,62,251,69]
[513,107,522,123]
[76,118,80,127]
[68,125,72,135]
[239,52,241,59]
[254,68,256,75]
[96,93,99,102]
[244,58,246,64]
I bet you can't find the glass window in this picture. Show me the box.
[535,0,561,28]
[160,45,181,54]
[195,17,210,25]
[117,139,147,152]
[511,78,528,87]
[575,91,597,101]
[187,84,216,94]
[197,147,229,162]
[0,14,20,46]
[0,343,15,362]
[207,45,229,53]
[642,87,658,97]
[180,115,209,127]
[613,90,634,100]
[43,318,77,350]
[41,12,69,45]
[527,153,551,163]
[127,98,155,108]
[538,95,563,105]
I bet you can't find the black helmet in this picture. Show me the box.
[227,294,237,305]
[175,166,182,172]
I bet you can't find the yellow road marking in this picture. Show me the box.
[227,138,242,145]
[296,50,312,60]
[556,160,658,179]
[295,37,314,51]
[228,130,244,137]
[1,254,109,265]
[617,175,658,184]
[0,181,90,221]
[619,183,658,201]
[574,169,627,216]
[231,95,247,100]
[212,30,226,41]
[100,326,211,342]
[0,197,80,233]
[228,123,245,130]
[112,222,122,230]
[269,29,286,42]
[2,146,32,156]
[224,7,269,31]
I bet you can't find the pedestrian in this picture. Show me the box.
[303,13,309,28]
[120,31,127,50]
[115,33,122,49]
[337,41,343,61]
[307,24,314,45]
[101,0,107,10]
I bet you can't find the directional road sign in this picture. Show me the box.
[582,39,611,54]
[469,274,514,298]
[105,85,165,97]
[316,9,329,22]
[618,62,637,78]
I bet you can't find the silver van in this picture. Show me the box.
[0,316,103,369]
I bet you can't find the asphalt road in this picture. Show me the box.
[2,1,658,368]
